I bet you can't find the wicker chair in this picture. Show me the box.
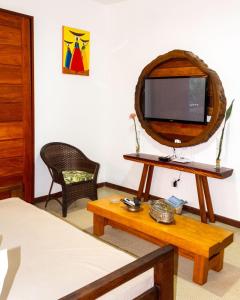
[40,142,100,217]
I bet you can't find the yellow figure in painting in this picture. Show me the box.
[62,26,90,76]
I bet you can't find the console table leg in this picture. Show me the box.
[137,164,149,200]
[144,165,154,201]
[202,176,215,223]
[195,175,207,223]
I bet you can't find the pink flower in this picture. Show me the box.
[129,113,136,120]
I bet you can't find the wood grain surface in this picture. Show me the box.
[135,50,226,148]
[88,195,233,284]
[0,8,34,202]
[88,196,233,258]
[123,153,233,179]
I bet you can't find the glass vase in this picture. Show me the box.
[215,159,221,170]
[136,144,140,155]
[135,130,140,155]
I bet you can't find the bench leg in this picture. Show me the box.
[193,255,209,285]
[210,250,224,272]
[93,214,105,236]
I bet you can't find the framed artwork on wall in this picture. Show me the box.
[62,25,90,76]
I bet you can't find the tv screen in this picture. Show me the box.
[144,77,207,123]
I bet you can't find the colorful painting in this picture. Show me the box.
[62,26,90,76]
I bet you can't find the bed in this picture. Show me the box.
[0,198,174,300]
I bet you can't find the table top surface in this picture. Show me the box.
[88,195,233,258]
[123,153,233,179]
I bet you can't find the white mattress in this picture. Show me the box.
[0,198,153,299]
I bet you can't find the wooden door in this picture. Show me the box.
[0,9,34,202]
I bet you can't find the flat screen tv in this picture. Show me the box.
[143,77,208,124]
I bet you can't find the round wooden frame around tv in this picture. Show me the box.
[135,50,226,148]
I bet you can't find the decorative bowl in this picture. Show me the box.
[126,205,141,212]
[120,197,141,212]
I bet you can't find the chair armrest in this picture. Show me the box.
[91,161,100,181]
[47,165,65,185]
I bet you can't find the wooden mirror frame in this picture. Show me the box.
[135,50,226,148]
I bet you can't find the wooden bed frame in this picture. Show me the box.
[0,198,174,299]
[60,245,174,300]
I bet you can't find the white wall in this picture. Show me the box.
[0,0,109,195]
[104,0,240,220]
[1,0,240,220]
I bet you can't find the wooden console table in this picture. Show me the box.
[123,153,233,223]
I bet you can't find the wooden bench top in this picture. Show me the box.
[88,196,233,258]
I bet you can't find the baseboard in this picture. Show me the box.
[102,182,145,197]
[34,191,62,203]
[183,204,240,228]
[34,182,106,204]
[96,182,106,188]
[34,181,240,228]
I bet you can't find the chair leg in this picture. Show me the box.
[89,185,98,200]
[62,190,68,218]
[45,180,54,208]
[62,203,67,218]
[93,189,98,200]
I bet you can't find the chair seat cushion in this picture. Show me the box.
[62,170,94,184]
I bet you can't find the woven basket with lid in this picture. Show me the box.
[149,200,174,224]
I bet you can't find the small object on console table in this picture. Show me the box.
[172,157,191,163]
[158,155,172,162]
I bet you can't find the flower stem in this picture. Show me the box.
[217,120,226,160]
[133,118,140,151]
[216,99,234,160]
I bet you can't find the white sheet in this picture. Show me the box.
[0,198,153,300]
[0,249,8,294]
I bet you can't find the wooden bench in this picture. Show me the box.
[88,196,234,285]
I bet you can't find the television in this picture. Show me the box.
[143,77,208,124]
